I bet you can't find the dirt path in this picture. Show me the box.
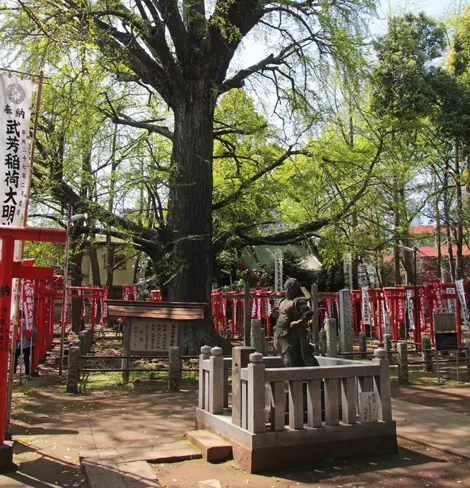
[391,383,470,414]
[2,375,470,487]
[153,438,470,488]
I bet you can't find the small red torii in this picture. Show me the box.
[0,225,66,471]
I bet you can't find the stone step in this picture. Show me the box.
[79,441,202,464]
[81,459,162,488]
[185,430,232,462]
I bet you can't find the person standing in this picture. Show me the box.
[15,316,37,376]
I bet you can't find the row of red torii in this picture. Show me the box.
[207,281,470,347]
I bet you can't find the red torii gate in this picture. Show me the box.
[67,285,106,340]
[0,226,66,471]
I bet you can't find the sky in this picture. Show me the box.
[373,0,468,33]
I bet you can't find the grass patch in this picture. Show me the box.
[79,370,198,394]
[390,367,468,387]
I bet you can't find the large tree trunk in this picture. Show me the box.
[392,178,402,285]
[166,92,221,353]
[454,140,464,280]
[433,173,442,281]
[443,159,455,280]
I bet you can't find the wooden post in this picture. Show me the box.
[121,320,130,384]
[209,347,224,414]
[311,284,319,344]
[358,332,367,354]
[168,346,181,392]
[247,352,266,434]
[66,340,81,394]
[232,346,255,426]
[198,345,211,409]
[373,348,393,421]
[421,337,433,373]
[326,319,338,358]
[397,342,409,384]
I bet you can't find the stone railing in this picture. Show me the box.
[196,346,396,472]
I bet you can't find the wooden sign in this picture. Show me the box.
[129,318,179,353]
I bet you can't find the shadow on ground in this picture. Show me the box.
[2,441,86,488]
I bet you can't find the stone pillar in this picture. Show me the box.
[384,333,393,363]
[325,319,338,358]
[358,332,367,354]
[319,329,327,356]
[397,342,408,384]
[66,340,81,394]
[209,347,224,414]
[247,353,266,434]
[421,337,433,372]
[232,346,255,426]
[311,284,319,344]
[168,346,181,392]
[198,345,211,409]
[250,319,262,353]
[339,289,353,356]
[372,348,392,421]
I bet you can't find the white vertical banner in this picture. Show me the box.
[406,289,415,330]
[446,287,457,313]
[455,280,469,331]
[0,75,34,226]
[361,287,371,325]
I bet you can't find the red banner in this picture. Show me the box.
[22,279,35,339]
[431,279,444,311]
[418,286,426,331]
[102,287,108,320]
[397,295,405,323]
[131,283,137,301]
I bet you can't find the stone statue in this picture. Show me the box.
[273,278,319,367]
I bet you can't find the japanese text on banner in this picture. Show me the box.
[0,75,34,226]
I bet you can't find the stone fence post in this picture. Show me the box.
[372,348,392,421]
[397,342,408,384]
[168,346,181,392]
[198,345,211,409]
[247,353,266,434]
[66,339,81,394]
[209,347,224,414]
[326,319,338,358]
[232,346,255,426]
